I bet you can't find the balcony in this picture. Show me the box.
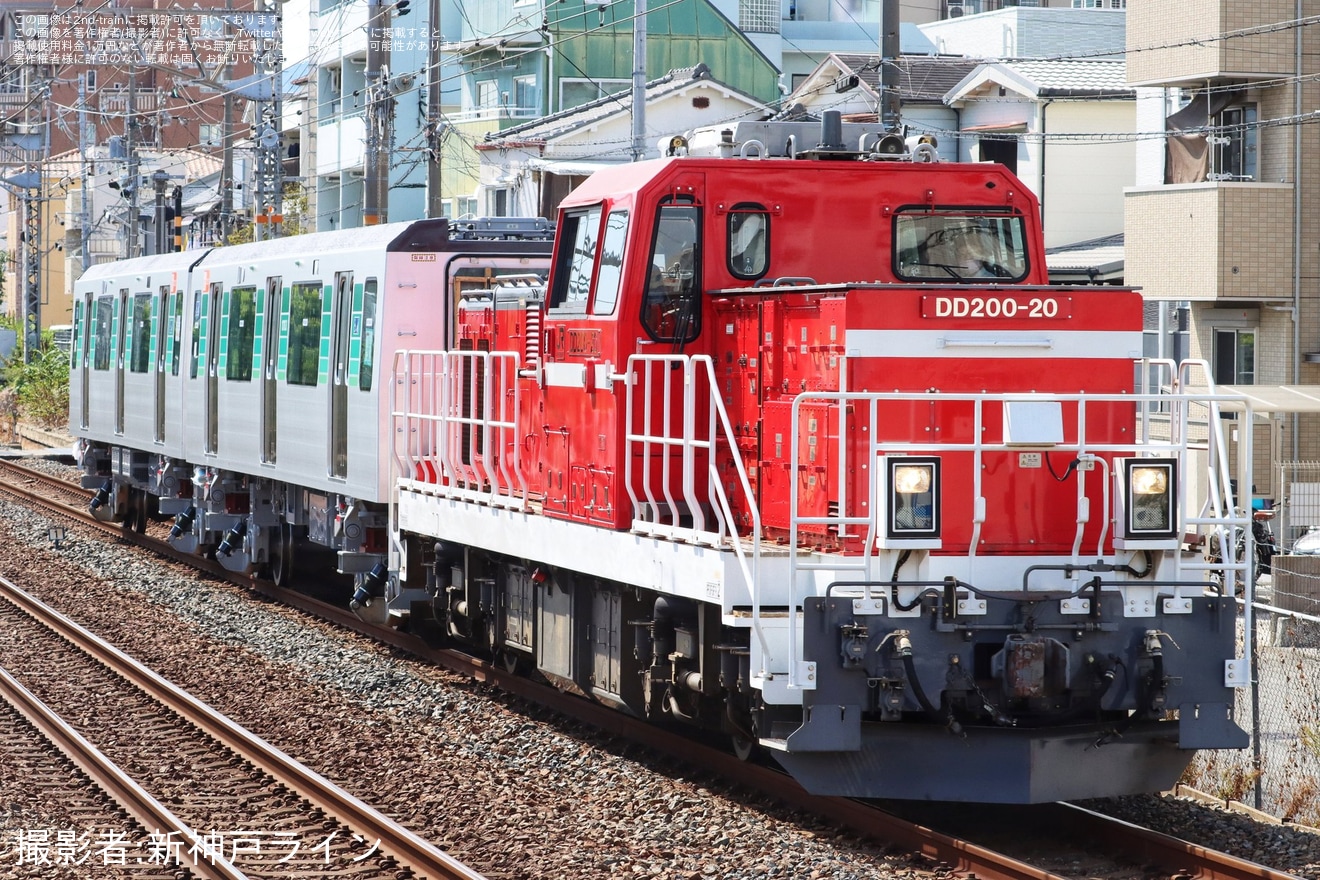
[1127,0,1296,85]
[1124,182,1293,302]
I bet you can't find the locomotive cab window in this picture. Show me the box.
[727,203,769,280]
[549,206,602,313]
[642,200,701,343]
[591,210,629,316]
[893,209,1028,282]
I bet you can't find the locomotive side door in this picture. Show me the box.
[541,205,634,526]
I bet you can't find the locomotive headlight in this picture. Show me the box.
[886,457,940,540]
[1124,458,1177,540]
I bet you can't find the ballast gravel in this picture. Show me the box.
[2,455,1319,880]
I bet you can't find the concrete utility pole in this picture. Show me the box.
[630,0,647,161]
[78,74,93,273]
[125,67,141,259]
[425,0,443,218]
[364,0,405,224]
[879,0,900,132]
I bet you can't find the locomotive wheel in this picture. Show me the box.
[269,522,295,587]
[731,732,757,762]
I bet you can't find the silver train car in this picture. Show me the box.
[70,218,553,593]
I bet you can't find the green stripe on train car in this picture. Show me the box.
[319,284,332,383]
[277,285,290,380]
[349,282,363,385]
[218,290,230,372]
[253,288,264,372]
[111,297,121,362]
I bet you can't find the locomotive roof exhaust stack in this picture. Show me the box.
[818,110,845,153]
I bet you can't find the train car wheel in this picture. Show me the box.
[270,522,295,587]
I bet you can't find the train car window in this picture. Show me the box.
[726,203,769,280]
[129,294,152,373]
[591,210,628,316]
[359,278,378,391]
[71,300,83,370]
[549,205,602,312]
[226,286,257,381]
[893,209,1028,282]
[189,289,203,379]
[170,291,183,376]
[93,298,113,371]
[642,202,701,343]
[288,281,323,387]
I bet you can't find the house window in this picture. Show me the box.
[513,75,538,116]
[1211,105,1257,182]
[559,78,630,110]
[1213,328,1255,385]
[739,0,780,33]
[489,188,509,217]
[199,123,221,147]
[454,195,478,218]
[476,80,498,114]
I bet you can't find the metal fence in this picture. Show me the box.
[1182,571,1320,825]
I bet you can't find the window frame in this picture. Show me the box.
[225,285,257,381]
[640,198,702,345]
[726,202,770,281]
[892,206,1030,283]
[129,292,152,374]
[287,281,324,387]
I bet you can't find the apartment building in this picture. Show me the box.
[1124,0,1320,512]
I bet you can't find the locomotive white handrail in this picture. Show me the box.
[620,354,769,664]
[389,349,530,511]
[782,385,1247,691]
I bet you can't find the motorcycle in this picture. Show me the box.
[1206,508,1277,590]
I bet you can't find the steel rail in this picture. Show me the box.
[0,575,487,880]
[0,458,1301,880]
[0,663,251,880]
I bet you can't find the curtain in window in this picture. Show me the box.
[1165,88,1242,184]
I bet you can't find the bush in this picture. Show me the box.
[3,330,70,430]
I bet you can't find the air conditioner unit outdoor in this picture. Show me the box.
[948,6,965,16]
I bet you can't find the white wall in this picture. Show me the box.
[1040,100,1135,247]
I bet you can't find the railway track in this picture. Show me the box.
[0,570,483,880]
[0,456,1306,880]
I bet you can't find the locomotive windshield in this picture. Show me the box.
[894,209,1028,282]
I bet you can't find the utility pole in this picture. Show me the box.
[364,0,388,225]
[879,0,900,132]
[124,67,141,259]
[152,169,170,255]
[78,74,93,273]
[425,0,443,218]
[221,92,234,242]
[630,0,647,161]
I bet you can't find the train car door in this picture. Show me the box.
[78,292,91,429]
[261,276,281,463]
[115,288,127,435]
[205,281,222,454]
[329,271,353,478]
[154,283,169,443]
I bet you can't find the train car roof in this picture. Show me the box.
[559,155,1031,209]
[77,249,207,284]
[196,218,454,268]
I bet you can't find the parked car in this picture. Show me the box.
[1293,526,1320,556]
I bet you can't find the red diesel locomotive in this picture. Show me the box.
[388,113,1248,802]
